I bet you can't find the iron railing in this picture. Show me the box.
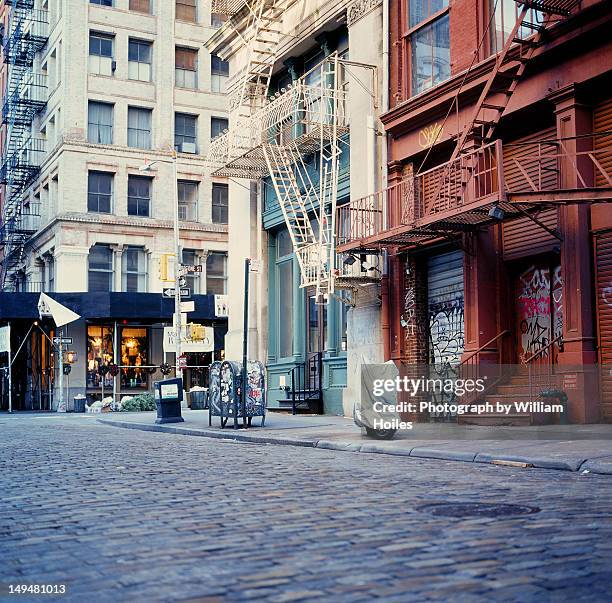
[458,330,512,405]
[289,352,323,414]
[524,333,563,404]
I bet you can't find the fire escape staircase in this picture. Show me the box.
[419,0,583,236]
[0,0,48,290]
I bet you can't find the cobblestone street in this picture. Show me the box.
[1,415,611,602]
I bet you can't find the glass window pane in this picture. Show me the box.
[278,260,293,357]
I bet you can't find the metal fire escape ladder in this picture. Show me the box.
[428,0,580,215]
[0,0,48,291]
[262,56,344,296]
[234,0,284,118]
[262,142,320,283]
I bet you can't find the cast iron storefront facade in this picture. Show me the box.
[0,292,227,411]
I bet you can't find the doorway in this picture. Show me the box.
[514,259,562,363]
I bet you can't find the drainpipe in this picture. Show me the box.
[381,0,391,361]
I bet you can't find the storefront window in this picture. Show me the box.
[120,327,149,388]
[87,325,114,388]
[308,292,328,353]
[277,229,294,359]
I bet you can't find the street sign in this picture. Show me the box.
[53,337,73,345]
[181,264,202,274]
[163,288,190,299]
[178,355,188,369]
[249,259,262,273]
[180,301,195,313]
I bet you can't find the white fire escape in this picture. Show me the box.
[208,0,351,300]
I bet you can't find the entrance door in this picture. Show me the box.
[427,250,465,366]
[515,261,562,363]
[595,231,612,420]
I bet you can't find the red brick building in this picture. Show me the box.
[339,0,612,423]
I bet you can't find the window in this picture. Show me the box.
[88,171,113,213]
[212,183,228,224]
[276,230,293,358]
[88,101,113,144]
[89,32,114,76]
[176,0,196,22]
[88,244,113,291]
[120,327,149,389]
[128,39,152,81]
[406,0,450,96]
[87,325,114,389]
[307,290,328,353]
[211,54,229,93]
[122,247,147,292]
[47,255,55,292]
[127,107,152,149]
[175,47,197,89]
[90,0,113,5]
[129,0,151,13]
[489,0,543,55]
[175,113,197,153]
[182,249,199,294]
[178,180,198,221]
[211,116,228,139]
[206,252,227,295]
[128,175,151,217]
[211,13,228,28]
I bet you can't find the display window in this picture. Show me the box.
[120,327,149,389]
[87,325,114,388]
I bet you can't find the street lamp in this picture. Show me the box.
[140,152,183,380]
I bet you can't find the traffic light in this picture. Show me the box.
[187,323,205,341]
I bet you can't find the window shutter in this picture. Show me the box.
[129,0,150,13]
[176,0,196,22]
[175,47,196,71]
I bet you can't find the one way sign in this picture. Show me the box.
[162,287,190,298]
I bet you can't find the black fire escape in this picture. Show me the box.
[0,0,48,290]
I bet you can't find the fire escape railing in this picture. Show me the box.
[337,140,503,250]
[0,2,48,290]
[338,135,612,251]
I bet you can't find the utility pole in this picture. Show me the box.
[172,152,183,382]
[241,258,250,428]
[58,329,64,412]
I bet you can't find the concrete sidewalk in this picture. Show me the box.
[97,410,612,475]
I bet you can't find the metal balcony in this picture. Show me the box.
[207,65,348,179]
[337,134,612,252]
[0,137,46,187]
[211,0,247,16]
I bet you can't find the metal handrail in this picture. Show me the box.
[460,330,511,366]
[522,333,563,365]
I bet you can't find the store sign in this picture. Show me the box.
[0,325,10,353]
[163,326,214,353]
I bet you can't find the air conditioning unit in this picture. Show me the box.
[180,142,197,154]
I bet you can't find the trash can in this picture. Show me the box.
[73,395,86,413]
[190,388,208,410]
[153,378,185,424]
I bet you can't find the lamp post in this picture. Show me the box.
[140,153,183,380]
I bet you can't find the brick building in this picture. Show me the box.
[339,0,612,423]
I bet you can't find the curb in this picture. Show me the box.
[97,418,612,476]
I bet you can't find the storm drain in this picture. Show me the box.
[417,502,540,518]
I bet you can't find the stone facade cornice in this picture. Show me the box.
[56,213,229,234]
[347,0,382,26]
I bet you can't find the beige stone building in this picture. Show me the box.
[0,0,231,410]
[206,0,387,415]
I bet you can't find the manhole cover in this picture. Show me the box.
[417,502,540,518]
